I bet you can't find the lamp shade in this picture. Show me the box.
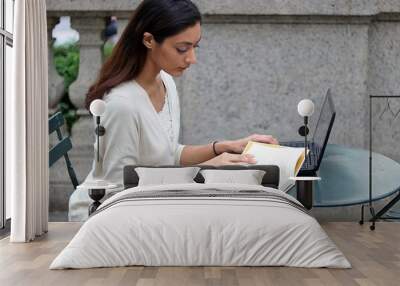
[90,99,106,116]
[297,99,314,117]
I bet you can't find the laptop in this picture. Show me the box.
[280,89,336,175]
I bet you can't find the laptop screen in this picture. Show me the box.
[311,89,336,166]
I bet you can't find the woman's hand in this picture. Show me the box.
[219,134,279,154]
[201,152,257,166]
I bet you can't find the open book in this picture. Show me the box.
[243,141,308,192]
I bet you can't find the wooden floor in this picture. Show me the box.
[0,222,399,286]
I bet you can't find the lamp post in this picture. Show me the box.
[87,99,107,215]
[295,98,316,210]
[297,99,315,159]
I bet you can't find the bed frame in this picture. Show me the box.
[122,165,317,210]
[123,165,280,189]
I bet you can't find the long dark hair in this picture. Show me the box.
[85,0,202,110]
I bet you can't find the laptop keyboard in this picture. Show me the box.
[281,141,318,170]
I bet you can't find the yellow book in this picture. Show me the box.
[243,141,308,192]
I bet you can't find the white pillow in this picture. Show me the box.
[135,167,200,186]
[200,169,266,185]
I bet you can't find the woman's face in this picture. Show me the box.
[146,22,202,76]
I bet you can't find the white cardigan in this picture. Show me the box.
[68,71,185,221]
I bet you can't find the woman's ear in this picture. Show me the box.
[143,32,154,49]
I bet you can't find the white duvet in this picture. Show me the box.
[50,183,351,269]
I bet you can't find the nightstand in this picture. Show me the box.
[77,180,119,216]
[289,176,321,210]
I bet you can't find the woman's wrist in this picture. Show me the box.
[213,140,232,155]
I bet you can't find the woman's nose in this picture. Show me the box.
[185,48,197,65]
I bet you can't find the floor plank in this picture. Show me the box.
[0,222,399,286]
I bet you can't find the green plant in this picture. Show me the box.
[53,43,80,89]
[52,43,80,133]
[103,41,114,59]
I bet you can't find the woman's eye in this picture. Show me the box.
[176,45,199,54]
[176,48,188,54]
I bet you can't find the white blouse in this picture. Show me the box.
[92,70,184,184]
[68,70,185,221]
[158,92,175,144]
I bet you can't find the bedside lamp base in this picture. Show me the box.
[296,181,313,210]
[289,176,321,210]
[88,188,105,215]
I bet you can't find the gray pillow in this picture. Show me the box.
[200,169,266,185]
[135,167,201,186]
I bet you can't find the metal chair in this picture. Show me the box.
[49,112,79,189]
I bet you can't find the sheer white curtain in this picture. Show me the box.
[7,0,49,242]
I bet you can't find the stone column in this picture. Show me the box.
[69,16,105,109]
[48,16,67,217]
[67,16,106,195]
[47,16,64,109]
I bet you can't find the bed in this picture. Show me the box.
[50,165,350,269]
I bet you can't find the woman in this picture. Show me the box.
[69,0,278,221]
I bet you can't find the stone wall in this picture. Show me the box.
[47,0,400,219]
